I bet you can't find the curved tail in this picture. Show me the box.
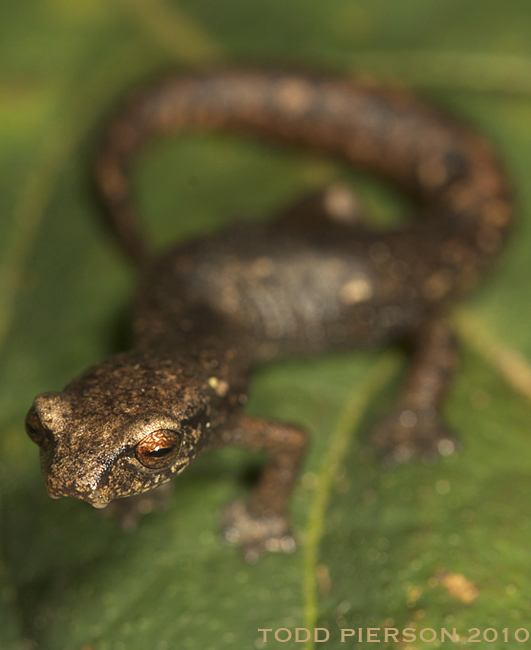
[95,69,512,267]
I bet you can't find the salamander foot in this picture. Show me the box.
[221,499,296,564]
[370,407,459,465]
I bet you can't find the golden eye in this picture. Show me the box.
[25,407,51,449]
[135,430,181,469]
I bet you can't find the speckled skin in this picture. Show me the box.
[27,70,512,561]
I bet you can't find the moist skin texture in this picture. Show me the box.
[26,69,513,562]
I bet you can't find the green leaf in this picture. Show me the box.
[2,1,531,649]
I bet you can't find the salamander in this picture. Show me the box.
[25,69,513,562]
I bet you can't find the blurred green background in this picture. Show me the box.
[2,0,531,648]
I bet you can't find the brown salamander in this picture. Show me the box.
[25,70,512,561]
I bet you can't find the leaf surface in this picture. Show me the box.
[1,1,531,648]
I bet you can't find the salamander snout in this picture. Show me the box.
[25,392,114,506]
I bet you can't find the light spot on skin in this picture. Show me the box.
[208,376,229,397]
[339,277,373,304]
[437,438,456,456]
[422,270,452,301]
[275,78,315,115]
[323,184,362,223]
[216,380,229,397]
[399,410,417,428]
[251,257,275,278]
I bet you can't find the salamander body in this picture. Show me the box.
[25,70,512,560]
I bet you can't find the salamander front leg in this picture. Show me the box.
[371,319,459,464]
[220,416,307,563]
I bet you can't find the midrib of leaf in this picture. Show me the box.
[299,307,531,646]
[302,352,400,650]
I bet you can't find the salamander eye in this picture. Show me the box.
[25,407,51,449]
[135,430,182,469]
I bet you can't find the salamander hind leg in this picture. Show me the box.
[220,416,307,564]
[370,319,460,465]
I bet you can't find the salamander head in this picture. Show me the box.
[25,352,215,508]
